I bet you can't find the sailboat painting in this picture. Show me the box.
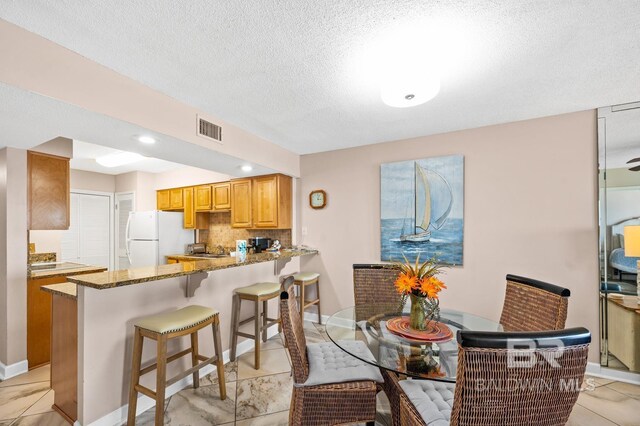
[380,155,464,265]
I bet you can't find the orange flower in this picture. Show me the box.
[419,276,446,299]
[395,273,418,295]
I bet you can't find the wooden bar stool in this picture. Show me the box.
[127,305,226,426]
[230,281,282,370]
[293,272,321,324]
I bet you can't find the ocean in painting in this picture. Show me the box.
[381,218,463,265]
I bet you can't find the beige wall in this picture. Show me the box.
[0,148,28,367]
[299,110,600,360]
[70,169,116,193]
[29,136,73,158]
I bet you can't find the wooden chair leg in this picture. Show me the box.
[299,282,306,322]
[316,279,322,324]
[127,327,144,425]
[211,319,227,400]
[155,335,168,426]
[230,294,240,361]
[254,299,262,369]
[262,299,268,342]
[190,331,199,389]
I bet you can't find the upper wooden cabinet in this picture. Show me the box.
[212,182,231,211]
[169,188,184,209]
[183,187,195,229]
[230,174,292,229]
[252,174,292,229]
[195,185,212,211]
[28,151,70,230]
[230,179,253,228]
[157,189,171,210]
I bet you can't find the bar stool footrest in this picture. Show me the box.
[166,355,218,387]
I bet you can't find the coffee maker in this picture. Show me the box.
[248,237,272,253]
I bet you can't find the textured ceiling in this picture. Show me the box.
[1,1,639,154]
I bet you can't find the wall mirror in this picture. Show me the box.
[598,101,640,376]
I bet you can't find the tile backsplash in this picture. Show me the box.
[199,212,292,252]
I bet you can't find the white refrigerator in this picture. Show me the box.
[126,211,194,268]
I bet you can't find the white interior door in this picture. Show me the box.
[61,191,112,269]
[115,192,135,269]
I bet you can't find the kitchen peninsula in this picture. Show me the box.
[44,248,317,425]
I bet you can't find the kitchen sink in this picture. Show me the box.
[188,253,228,258]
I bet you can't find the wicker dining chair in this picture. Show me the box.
[353,264,402,322]
[352,263,406,426]
[399,327,591,425]
[499,274,570,332]
[280,286,381,426]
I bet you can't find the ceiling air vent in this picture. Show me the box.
[197,115,223,143]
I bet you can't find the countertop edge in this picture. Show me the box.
[68,249,319,290]
[41,282,77,300]
[29,266,108,280]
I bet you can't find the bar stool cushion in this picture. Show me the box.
[135,305,217,334]
[303,341,383,387]
[399,379,455,426]
[235,282,281,296]
[293,272,320,282]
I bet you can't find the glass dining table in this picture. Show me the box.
[325,303,503,382]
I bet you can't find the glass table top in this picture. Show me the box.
[325,304,503,382]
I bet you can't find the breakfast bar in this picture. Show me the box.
[43,249,317,425]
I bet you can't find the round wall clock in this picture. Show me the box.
[309,189,327,209]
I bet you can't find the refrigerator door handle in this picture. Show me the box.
[125,212,133,265]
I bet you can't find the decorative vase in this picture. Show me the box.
[409,294,427,331]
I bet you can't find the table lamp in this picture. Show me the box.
[623,225,640,295]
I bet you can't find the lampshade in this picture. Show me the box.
[623,225,640,257]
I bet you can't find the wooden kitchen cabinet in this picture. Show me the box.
[51,294,78,423]
[195,185,212,211]
[170,188,184,209]
[27,276,64,369]
[157,189,171,210]
[230,179,253,228]
[212,182,231,210]
[28,151,70,230]
[252,174,292,228]
[183,187,195,229]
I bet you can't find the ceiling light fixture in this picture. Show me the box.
[96,151,144,168]
[138,135,156,144]
[241,165,253,172]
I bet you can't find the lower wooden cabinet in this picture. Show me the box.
[51,294,78,423]
[27,276,64,369]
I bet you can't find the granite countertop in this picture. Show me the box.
[67,249,318,290]
[41,282,77,300]
[29,262,108,280]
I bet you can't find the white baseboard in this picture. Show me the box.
[0,359,28,380]
[86,325,281,426]
[303,311,330,324]
[586,362,640,385]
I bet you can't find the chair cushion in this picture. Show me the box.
[235,281,281,296]
[303,340,384,386]
[293,272,320,282]
[399,379,455,426]
[135,305,217,334]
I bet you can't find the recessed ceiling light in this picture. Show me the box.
[96,151,144,168]
[241,165,253,172]
[138,135,156,144]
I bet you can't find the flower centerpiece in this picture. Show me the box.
[394,254,447,331]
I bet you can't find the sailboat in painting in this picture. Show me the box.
[399,162,453,242]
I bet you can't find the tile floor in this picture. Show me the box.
[0,321,639,425]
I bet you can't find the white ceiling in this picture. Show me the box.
[71,140,184,175]
[1,1,639,155]
[602,105,640,169]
